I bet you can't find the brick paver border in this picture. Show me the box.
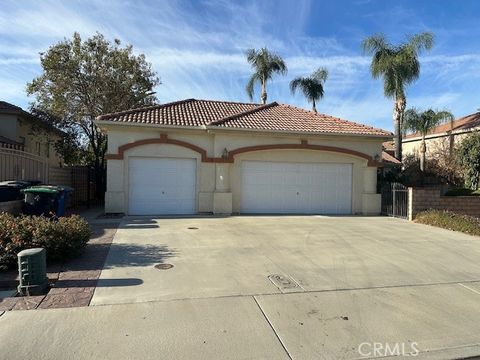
[0,222,119,312]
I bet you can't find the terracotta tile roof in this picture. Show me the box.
[405,112,480,139]
[97,99,258,127]
[382,141,395,151]
[381,151,401,165]
[97,99,392,137]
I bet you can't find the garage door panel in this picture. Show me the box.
[128,157,196,215]
[241,161,352,214]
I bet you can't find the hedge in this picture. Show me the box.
[0,213,91,271]
[414,210,480,236]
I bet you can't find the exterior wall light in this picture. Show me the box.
[222,148,229,159]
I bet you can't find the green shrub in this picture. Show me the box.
[414,210,480,236]
[444,188,480,196]
[0,213,90,271]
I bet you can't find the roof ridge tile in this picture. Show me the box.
[208,102,277,126]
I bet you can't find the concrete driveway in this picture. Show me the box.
[3,216,480,359]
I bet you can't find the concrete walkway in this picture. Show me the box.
[2,216,480,359]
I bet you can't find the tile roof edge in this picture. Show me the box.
[96,98,197,121]
[208,102,278,126]
[404,111,480,139]
[277,103,393,136]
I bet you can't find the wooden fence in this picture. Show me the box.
[0,147,98,208]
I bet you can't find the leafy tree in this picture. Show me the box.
[29,107,89,166]
[290,68,328,112]
[362,32,434,161]
[245,48,287,104]
[457,132,480,190]
[27,32,160,197]
[403,108,454,171]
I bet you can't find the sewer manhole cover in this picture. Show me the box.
[187,227,198,230]
[155,263,174,270]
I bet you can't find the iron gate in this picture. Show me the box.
[381,182,408,219]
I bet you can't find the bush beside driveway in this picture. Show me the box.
[0,221,119,311]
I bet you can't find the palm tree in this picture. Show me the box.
[403,108,454,171]
[362,32,434,161]
[245,48,287,104]
[290,68,328,112]
[447,115,456,157]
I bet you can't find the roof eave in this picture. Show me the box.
[403,127,479,142]
[95,119,391,139]
[205,124,392,139]
[95,119,208,132]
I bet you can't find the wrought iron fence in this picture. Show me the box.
[381,182,408,219]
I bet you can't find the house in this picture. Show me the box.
[0,101,64,166]
[403,111,480,159]
[96,99,392,216]
[381,141,401,171]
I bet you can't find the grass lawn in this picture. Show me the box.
[444,188,480,196]
[415,210,480,236]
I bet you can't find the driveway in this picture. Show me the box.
[3,216,480,359]
[91,216,480,304]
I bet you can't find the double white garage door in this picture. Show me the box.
[128,158,352,215]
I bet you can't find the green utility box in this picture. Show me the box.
[17,248,48,296]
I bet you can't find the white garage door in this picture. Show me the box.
[128,157,196,215]
[241,161,352,214]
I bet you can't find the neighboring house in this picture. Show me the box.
[381,141,401,171]
[403,111,480,159]
[0,101,64,166]
[96,99,392,216]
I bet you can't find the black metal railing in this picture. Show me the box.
[381,182,408,219]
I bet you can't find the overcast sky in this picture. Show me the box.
[1,0,479,131]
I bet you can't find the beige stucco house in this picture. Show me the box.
[96,99,392,216]
[0,101,64,166]
[403,111,480,159]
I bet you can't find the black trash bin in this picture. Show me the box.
[0,180,42,202]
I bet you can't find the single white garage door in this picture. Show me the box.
[128,157,196,215]
[241,161,352,214]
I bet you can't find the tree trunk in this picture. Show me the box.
[312,99,317,113]
[419,135,426,172]
[449,119,454,157]
[261,75,267,104]
[393,95,406,161]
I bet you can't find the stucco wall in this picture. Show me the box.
[403,132,471,159]
[102,124,384,215]
[17,117,63,166]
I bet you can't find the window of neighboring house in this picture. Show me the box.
[45,142,50,158]
[35,142,41,156]
[18,136,25,145]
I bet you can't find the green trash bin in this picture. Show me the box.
[17,248,48,296]
[23,185,73,217]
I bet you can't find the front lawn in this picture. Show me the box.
[414,210,480,236]
[444,188,480,196]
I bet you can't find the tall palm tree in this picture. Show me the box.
[403,108,454,171]
[362,32,434,161]
[245,48,287,104]
[290,68,328,113]
[448,115,456,157]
